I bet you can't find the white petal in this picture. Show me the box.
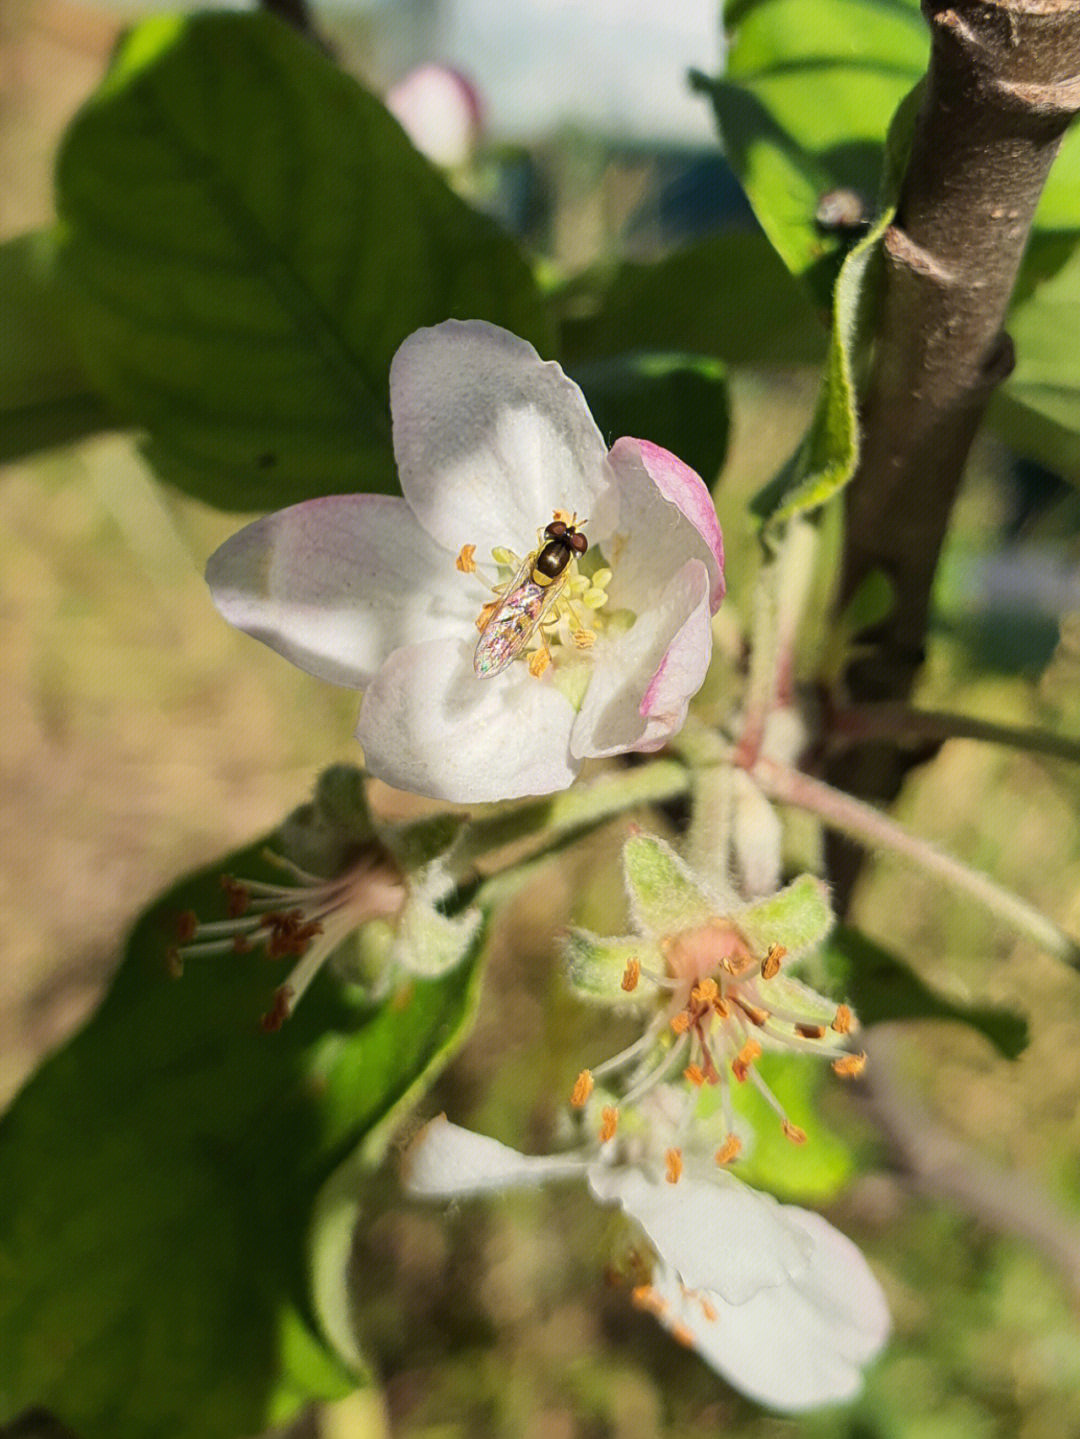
[390,320,610,558]
[358,636,579,801]
[571,560,712,759]
[586,1166,810,1306]
[645,1207,889,1412]
[596,438,724,613]
[206,494,474,689]
[404,1117,588,1198]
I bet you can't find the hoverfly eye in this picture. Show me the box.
[569,531,588,554]
[545,520,567,539]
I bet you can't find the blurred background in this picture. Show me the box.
[4,2,1080,1436]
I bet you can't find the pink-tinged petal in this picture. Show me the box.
[390,320,610,558]
[571,560,711,759]
[645,1209,889,1412]
[587,1166,810,1306]
[600,437,724,612]
[385,64,482,169]
[404,1117,588,1199]
[358,636,579,801]
[206,494,476,689]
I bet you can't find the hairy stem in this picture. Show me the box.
[831,701,1080,767]
[752,754,1080,966]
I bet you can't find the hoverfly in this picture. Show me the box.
[474,518,588,678]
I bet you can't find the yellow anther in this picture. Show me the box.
[832,1051,868,1078]
[570,1069,594,1107]
[670,1011,691,1036]
[491,545,515,566]
[528,647,551,678]
[600,1106,619,1142]
[591,567,613,588]
[783,1121,808,1145]
[573,628,597,650]
[712,995,730,1018]
[665,1148,683,1184]
[691,978,719,1006]
[568,574,591,597]
[552,508,574,526]
[731,1039,762,1082]
[455,543,477,574]
[761,943,786,979]
[684,1063,706,1087]
[582,589,608,610]
[621,958,641,992]
[832,1004,854,1034]
[795,1023,827,1039]
[714,1134,742,1166]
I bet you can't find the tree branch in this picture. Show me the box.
[829,0,1080,901]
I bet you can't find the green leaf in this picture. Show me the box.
[693,0,927,302]
[0,836,486,1439]
[823,925,1029,1060]
[570,352,730,485]
[991,228,1080,484]
[0,231,115,462]
[54,11,551,512]
[556,231,827,369]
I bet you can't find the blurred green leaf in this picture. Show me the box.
[55,11,551,511]
[0,836,486,1439]
[733,1056,856,1201]
[823,925,1029,1060]
[571,352,730,485]
[693,0,927,304]
[0,231,115,462]
[557,231,827,369]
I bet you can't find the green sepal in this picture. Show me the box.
[622,834,718,937]
[563,930,663,1003]
[735,874,835,962]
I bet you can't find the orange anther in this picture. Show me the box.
[684,1063,706,1087]
[795,1023,827,1039]
[259,984,294,1034]
[832,1051,867,1078]
[174,910,198,943]
[714,1134,742,1166]
[733,998,769,1027]
[711,995,730,1018]
[692,978,719,1006]
[528,647,551,678]
[165,948,184,979]
[699,1297,719,1322]
[832,1004,854,1034]
[783,1120,808,1145]
[475,601,499,632]
[455,543,477,573]
[665,1149,683,1184]
[631,1284,667,1318]
[570,1069,594,1108]
[731,1039,762,1083]
[221,875,252,918]
[670,1011,691,1035]
[670,1322,696,1348]
[621,958,641,992]
[599,1106,619,1142]
[761,943,786,979]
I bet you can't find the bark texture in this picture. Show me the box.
[830,0,1080,903]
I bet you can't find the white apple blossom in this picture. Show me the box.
[206,320,724,802]
[405,1114,890,1413]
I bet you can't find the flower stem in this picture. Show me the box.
[751,754,1080,968]
[452,757,691,875]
